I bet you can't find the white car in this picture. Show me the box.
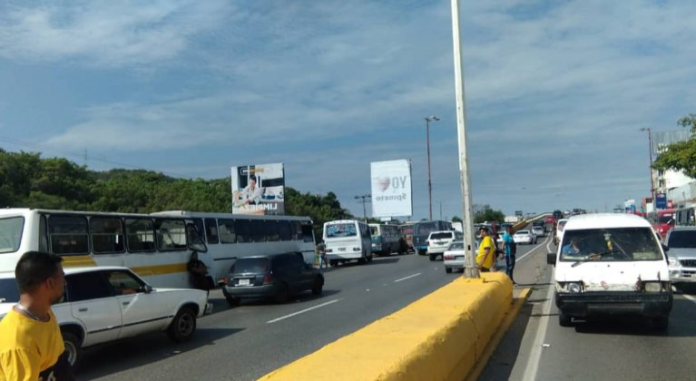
[443,240,467,273]
[514,229,537,245]
[0,267,212,369]
[532,226,545,237]
[427,231,463,261]
[555,219,569,245]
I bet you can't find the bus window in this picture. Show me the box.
[205,218,220,244]
[125,218,156,253]
[302,223,314,243]
[192,218,204,239]
[91,217,125,254]
[279,221,292,241]
[0,217,24,254]
[155,219,187,251]
[266,221,280,242]
[218,219,236,244]
[292,222,302,240]
[48,215,89,255]
[251,220,266,242]
[236,220,252,243]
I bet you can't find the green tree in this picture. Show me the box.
[473,205,505,224]
[451,216,462,223]
[653,114,696,177]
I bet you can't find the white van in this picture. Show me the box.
[323,220,372,265]
[547,214,672,329]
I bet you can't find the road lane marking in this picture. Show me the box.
[267,299,340,324]
[394,273,422,283]
[683,294,696,304]
[517,233,553,262]
[521,267,555,381]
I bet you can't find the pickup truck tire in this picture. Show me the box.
[61,330,82,370]
[445,267,452,274]
[429,254,436,261]
[167,307,197,343]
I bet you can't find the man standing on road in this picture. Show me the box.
[0,251,73,381]
[316,241,328,270]
[502,225,517,283]
[476,227,495,272]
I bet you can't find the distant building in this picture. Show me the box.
[652,130,695,209]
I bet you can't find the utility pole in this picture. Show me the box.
[425,116,440,220]
[640,127,655,208]
[355,194,371,222]
[451,0,479,278]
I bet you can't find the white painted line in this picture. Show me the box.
[684,294,696,304]
[394,273,422,283]
[517,233,553,262]
[521,267,555,381]
[267,299,340,324]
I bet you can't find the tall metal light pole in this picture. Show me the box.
[640,128,655,208]
[355,194,371,222]
[451,0,479,278]
[425,116,440,220]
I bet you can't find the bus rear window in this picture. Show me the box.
[0,217,24,254]
[326,224,357,238]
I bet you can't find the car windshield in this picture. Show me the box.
[448,242,464,250]
[430,232,452,240]
[416,222,437,235]
[0,217,25,254]
[560,227,662,262]
[0,279,20,303]
[231,258,269,273]
[657,215,674,224]
[668,230,696,249]
[326,223,357,238]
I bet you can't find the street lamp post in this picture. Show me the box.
[425,116,440,221]
[640,128,655,208]
[355,194,371,222]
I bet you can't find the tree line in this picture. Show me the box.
[0,149,351,238]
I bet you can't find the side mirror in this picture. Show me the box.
[662,244,669,252]
[547,252,557,266]
[143,284,154,294]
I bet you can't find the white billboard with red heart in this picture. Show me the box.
[371,159,412,218]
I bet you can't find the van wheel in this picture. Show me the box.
[167,307,197,342]
[653,316,669,331]
[312,277,324,295]
[61,330,82,370]
[274,283,290,303]
[226,296,241,307]
[558,312,572,327]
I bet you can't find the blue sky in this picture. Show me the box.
[1,0,695,219]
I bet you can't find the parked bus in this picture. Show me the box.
[323,220,372,265]
[369,223,401,256]
[0,208,207,289]
[412,220,452,255]
[153,211,316,283]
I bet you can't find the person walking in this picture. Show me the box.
[187,252,213,292]
[502,225,517,283]
[0,251,74,381]
[476,227,496,272]
[316,241,328,270]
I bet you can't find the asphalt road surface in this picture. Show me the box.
[480,232,696,381]
[79,249,477,380]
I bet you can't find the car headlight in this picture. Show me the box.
[643,282,666,293]
[667,257,678,266]
[567,282,582,293]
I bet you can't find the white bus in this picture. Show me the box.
[0,208,207,289]
[369,223,402,256]
[0,209,315,289]
[323,220,372,265]
[152,211,316,283]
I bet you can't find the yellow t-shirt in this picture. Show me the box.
[0,309,64,381]
[476,236,496,269]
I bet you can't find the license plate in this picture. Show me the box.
[338,247,346,252]
[238,279,250,286]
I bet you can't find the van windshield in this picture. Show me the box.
[560,227,662,262]
[0,217,24,254]
[326,224,357,238]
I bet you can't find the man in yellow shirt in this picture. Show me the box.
[476,227,496,272]
[0,251,70,381]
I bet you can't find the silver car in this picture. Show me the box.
[443,241,466,273]
[531,226,545,237]
[665,227,696,291]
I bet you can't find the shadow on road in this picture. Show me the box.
[79,327,244,379]
[479,303,534,381]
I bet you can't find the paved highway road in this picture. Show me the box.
[481,232,696,380]
[81,246,515,381]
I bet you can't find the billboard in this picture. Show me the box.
[231,163,285,215]
[371,160,412,218]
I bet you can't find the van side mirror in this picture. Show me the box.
[143,284,154,294]
[662,244,669,252]
[547,252,556,266]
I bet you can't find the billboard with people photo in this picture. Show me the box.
[231,163,285,215]
[371,159,413,218]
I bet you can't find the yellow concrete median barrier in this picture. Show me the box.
[258,273,515,381]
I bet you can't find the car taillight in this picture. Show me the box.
[426,241,430,246]
[444,255,454,260]
[263,273,274,285]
